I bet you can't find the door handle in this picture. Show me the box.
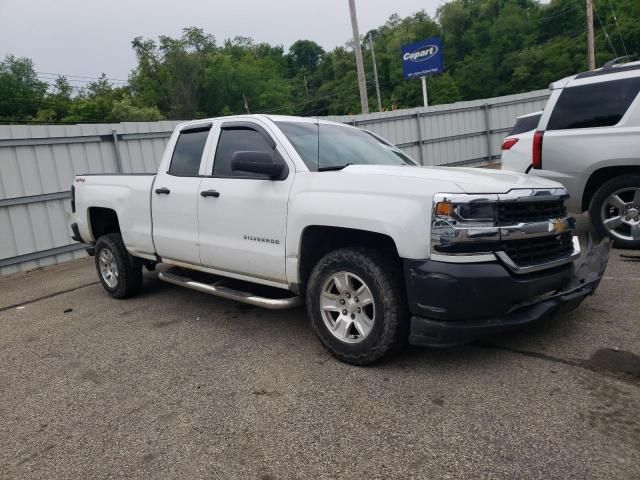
[200,190,220,198]
[154,187,170,194]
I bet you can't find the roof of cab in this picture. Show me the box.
[176,114,348,130]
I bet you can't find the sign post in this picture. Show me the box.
[421,76,428,107]
[401,37,443,108]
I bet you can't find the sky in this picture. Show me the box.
[0,0,443,87]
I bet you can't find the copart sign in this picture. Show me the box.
[401,37,443,79]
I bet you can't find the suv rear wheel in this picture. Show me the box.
[589,175,640,249]
[306,247,408,365]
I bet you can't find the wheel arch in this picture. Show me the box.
[88,207,121,241]
[582,166,640,212]
[296,225,400,295]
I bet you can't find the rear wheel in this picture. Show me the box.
[306,248,407,365]
[95,233,143,299]
[589,175,640,249]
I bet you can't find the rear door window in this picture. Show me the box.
[168,126,211,176]
[508,114,541,135]
[547,77,640,130]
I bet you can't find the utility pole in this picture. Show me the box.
[242,93,250,113]
[369,33,382,112]
[586,0,595,70]
[348,0,369,114]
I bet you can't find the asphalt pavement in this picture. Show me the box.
[1,245,639,479]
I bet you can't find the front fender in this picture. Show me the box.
[285,190,430,285]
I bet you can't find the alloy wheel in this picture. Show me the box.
[98,248,119,288]
[601,187,640,242]
[320,271,375,344]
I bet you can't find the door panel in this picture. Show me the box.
[152,175,202,264]
[152,124,212,265]
[198,122,292,283]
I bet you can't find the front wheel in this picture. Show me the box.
[589,175,640,249]
[306,248,408,365]
[95,233,143,299]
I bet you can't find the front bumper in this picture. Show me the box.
[406,237,610,346]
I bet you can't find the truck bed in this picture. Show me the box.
[73,173,157,259]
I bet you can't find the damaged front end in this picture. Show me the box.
[407,236,611,347]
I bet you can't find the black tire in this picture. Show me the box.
[94,233,143,299]
[588,175,640,249]
[306,247,408,365]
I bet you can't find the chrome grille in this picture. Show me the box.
[500,232,575,267]
[498,200,567,225]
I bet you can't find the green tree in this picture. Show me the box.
[111,98,165,121]
[0,55,48,121]
[5,0,640,124]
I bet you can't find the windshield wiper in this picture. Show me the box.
[317,163,353,172]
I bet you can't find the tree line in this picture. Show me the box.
[1,0,639,124]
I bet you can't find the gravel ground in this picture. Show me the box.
[1,244,639,479]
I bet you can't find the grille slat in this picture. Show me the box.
[501,232,574,267]
[498,200,566,225]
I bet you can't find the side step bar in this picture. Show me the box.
[158,271,304,310]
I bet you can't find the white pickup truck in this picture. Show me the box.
[70,115,609,364]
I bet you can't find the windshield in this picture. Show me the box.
[276,121,418,171]
[360,129,420,166]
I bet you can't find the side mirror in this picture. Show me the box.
[231,151,286,179]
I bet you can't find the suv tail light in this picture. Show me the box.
[501,137,519,150]
[532,130,544,169]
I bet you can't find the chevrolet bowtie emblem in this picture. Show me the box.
[549,219,566,234]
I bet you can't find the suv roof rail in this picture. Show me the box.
[602,55,637,70]
[575,56,640,79]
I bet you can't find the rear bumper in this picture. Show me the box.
[70,222,83,242]
[70,222,94,256]
[405,238,610,346]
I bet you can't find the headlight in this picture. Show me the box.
[435,199,496,223]
[431,193,500,255]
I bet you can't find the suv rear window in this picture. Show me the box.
[547,77,640,130]
[508,114,541,136]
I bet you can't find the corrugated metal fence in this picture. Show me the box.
[327,88,549,167]
[0,121,182,275]
[0,89,549,276]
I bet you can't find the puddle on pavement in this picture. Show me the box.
[582,348,640,379]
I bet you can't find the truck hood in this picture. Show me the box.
[339,165,562,193]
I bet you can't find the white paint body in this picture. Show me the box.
[72,115,563,290]
[500,111,542,173]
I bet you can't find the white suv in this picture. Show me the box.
[526,58,640,248]
[500,111,542,172]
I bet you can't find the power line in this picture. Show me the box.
[539,4,579,22]
[593,4,618,56]
[35,71,129,83]
[607,0,629,57]
[256,79,377,115]
[37,75,128,86]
